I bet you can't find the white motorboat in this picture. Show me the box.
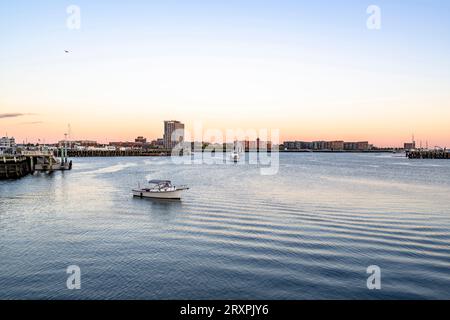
[132,180,189,200]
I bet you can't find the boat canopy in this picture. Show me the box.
[148,180,172,185]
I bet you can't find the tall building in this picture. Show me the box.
[163,120,185,149]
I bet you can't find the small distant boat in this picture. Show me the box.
[230,141,242,163]
[132,180,189,200]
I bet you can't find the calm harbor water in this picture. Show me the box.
[1,153,449,299]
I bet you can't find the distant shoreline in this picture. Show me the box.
[279,150,396,153]
[62,149,397,157]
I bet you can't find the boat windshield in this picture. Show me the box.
[148,180,172,188]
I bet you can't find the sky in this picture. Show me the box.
[1,0,450,147]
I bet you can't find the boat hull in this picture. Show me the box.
[132,189,185,199]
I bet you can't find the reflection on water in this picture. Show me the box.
[132,197,184,218]
[0,153,450,299]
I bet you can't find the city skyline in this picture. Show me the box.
[1,1,450,147]
[0,120,441,149]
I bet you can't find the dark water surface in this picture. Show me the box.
[1,153,449,299]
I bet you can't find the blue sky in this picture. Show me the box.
[1,0,450,146]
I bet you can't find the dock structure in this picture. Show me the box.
[21,150,72,172]
[407,150,450,159]
[67,149,170,157]
[0,156,31,179]
[1,150,73,180]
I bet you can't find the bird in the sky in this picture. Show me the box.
[65,50,70,53]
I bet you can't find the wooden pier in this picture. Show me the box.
[1,151,73,180]
[407,150,450,159]
[66,150,170,157]
[0,156,33,179]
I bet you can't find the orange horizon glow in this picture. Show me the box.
[1,114,449,148]
[2,55,449,147]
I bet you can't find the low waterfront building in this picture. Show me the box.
[244,140,265,151]
[357,141,369,150]
[404,142,416,150]
[284,141,311,150]
[109,141,145,149]
[149,138,164,149]
[0,136,17,154]
[135,136,147,143]
[344,141,369,151]
[59,140,98,148]
[328,141,344,151]
[284,140,369,151]
[86,146,114,151]
[312,141,326,150]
